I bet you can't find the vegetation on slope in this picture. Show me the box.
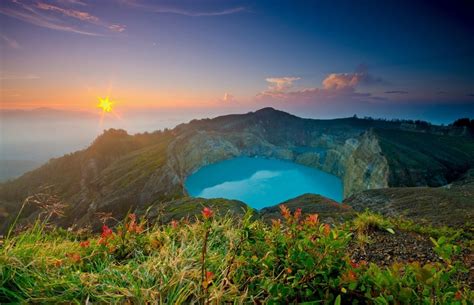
[1,204,472,304]
[375,128,474,186]
[0,129,175,231]
[345,170,474,229]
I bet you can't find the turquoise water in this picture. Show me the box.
[185,157,343,209]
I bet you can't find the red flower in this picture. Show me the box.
[171,220,179,228]
[202,207,214,219]
[98,237,108,245]
[79,240,90,248]
[305,214,319,226]
[271,218,281,228]
[455,290,462,300]
[203,271,214,289]
[294,208,302,221]
[126,214,138,233]
[99,224,114,246]
[323,223,331,236]
[53,259,63,267]
[67,252,81,263]
[206,271,214,282]
[101,225,113,238]
[341,270,357,282]
[350,260,359,269]
[279,205,291,220]
[134,223,144,234]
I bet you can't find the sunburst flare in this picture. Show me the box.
[98,97,113,112]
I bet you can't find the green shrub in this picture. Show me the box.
[0,206,471,304]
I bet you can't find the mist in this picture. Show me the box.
[0,108,233,181]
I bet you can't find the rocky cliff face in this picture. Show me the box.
[342,131,389,197]
[157,125,389,199]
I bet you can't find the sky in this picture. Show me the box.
[1,0,474,120]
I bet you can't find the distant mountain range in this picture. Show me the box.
[1,107,473,232]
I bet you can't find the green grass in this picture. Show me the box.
[1,209,472,304]
[352,211,395,243]
[376,128,474,185]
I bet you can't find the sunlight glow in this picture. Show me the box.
[97,97,113,112]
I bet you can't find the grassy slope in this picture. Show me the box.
[376,129,474,186]
[0,211,472,304]
[0,130,175,231]
[344,170,474,229]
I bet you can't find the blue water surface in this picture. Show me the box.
[185,157,343,209]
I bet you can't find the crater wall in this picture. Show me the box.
[158,128,389,199]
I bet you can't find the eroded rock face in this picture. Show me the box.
[157,127,389,199]
[343,131,389,197]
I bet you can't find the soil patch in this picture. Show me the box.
[349,229,441,266]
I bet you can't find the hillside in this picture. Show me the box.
[1,208,472,304]
[344,170,474,228]
[0,108,473,232]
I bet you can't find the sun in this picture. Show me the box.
[97,97,113,112]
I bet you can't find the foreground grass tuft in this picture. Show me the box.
[0,208,472,304]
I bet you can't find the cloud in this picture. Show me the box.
[35,2,98,21]
[0,5,100,36]
[54,0,87,6]
[257,68,383,104]
[109,24,126,32]
[120,0,246,17]
[0,34,21,49]
[0,0,126,36]
[385,90,408,94]
[266,77,300,91]
[322,70,383,90]
[223,93,234,102]
[467,94,474,97]
[322,73,363,90]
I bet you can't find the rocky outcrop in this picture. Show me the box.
[260,194,355,224]
[342,131,389,197]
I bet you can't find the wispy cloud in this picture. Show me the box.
[385,90,408,94]
[223,92,234,102]
[121,0,246,17]
[36,2,98,22]
[0,5,100,36]
[54,0,87,6]
[108,24,126,33]
[0,0,125,36]
[0,33,21,49]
